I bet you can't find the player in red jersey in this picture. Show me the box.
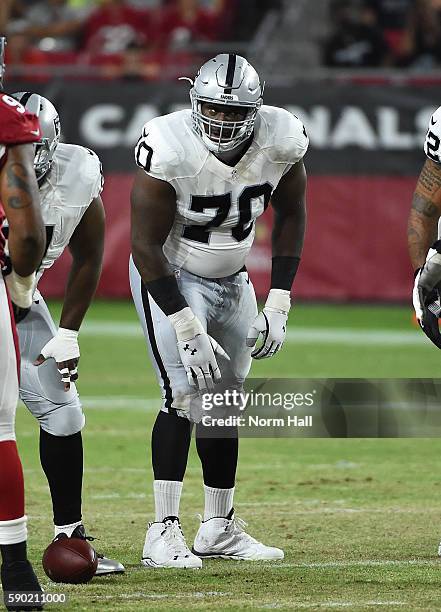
[0,37,46,610]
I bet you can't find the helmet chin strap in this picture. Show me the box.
[201,131,246,154]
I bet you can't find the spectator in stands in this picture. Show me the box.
[7,0,88,51]
[366,0,413,62]
[94,41,162,80]
[400,0,441,67]
[4,32,51,81]
[156,0,226,49]
[231,0,282,41]
[323,0,388,67]
[0,1,12,34]
[81,0,154,54]
[81,0,162,81]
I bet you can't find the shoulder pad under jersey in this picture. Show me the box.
[135,110,207,181]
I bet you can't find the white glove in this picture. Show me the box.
[5,270,35,309]
[168,307,229,391]
[413,248,441,320]
[246,289,290,359]
[34,327,80,390]
[412,247,441,349]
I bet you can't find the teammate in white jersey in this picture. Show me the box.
[408,108,441,557]
[9,92,124,577]
[409,105,441,350]
[130,54,308,568]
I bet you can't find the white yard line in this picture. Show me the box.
[92,591,230,601]
[18,397,159,411]
[266,603,406,609]
[89,596,406,609]
[81,321,424,346]
[28,506,432,519]
[286,328,424,347]
[82,397,158,410]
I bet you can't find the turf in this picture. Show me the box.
[13,301,441,611]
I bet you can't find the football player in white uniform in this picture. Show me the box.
[409,106,441,351]
[130,54,308,568]
[409,108,441,557]
[8,92,124,577]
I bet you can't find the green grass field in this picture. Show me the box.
[13,301,441,611]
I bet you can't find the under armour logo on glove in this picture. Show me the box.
[168,307,230,391]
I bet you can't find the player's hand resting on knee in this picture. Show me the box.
[413,242,441,349]
[34,328,80,391]
[169,307,229,391]
[247,289,290,359]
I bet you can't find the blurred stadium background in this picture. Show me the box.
[2,0,438,302]
[4,1,441,610]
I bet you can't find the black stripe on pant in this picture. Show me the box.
[140,280,175,413]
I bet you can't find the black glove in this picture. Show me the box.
[2,256,33,324]
[12,302,31,323]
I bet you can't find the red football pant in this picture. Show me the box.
[0,440,25,521]
[0,275,26,543]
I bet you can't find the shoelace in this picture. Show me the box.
[162,522,190,557]
[66,530,105,561]
[81,534,105,560]
[227,516,259,545]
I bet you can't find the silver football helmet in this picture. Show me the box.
[12,92,61,179]
[187,54,264,153]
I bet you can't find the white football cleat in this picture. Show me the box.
[438,541,441,557]
[192,510,284,561]
[141,517,202,569]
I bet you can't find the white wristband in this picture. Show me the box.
[5,270,35,309]
[40,326,80,362]
[168,307,204,342]
[265,289,291,314]
[58,327,79,342]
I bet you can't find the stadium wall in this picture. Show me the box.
[9,80,436,301]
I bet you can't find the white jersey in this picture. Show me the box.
[424,106,441,163]
[35,143,103,285]
[134,106,308,278]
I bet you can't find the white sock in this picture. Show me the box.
[0,516,27,545]
[154,480,183,522]
[54,520,82,538]
[203,485,235,521]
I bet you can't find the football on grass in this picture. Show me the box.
[42,537,98,583]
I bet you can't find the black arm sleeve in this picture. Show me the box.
[145,275,188,315]
[270,256,301,291]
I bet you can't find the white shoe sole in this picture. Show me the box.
[141,557,202,569]
[192,548,284,561]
